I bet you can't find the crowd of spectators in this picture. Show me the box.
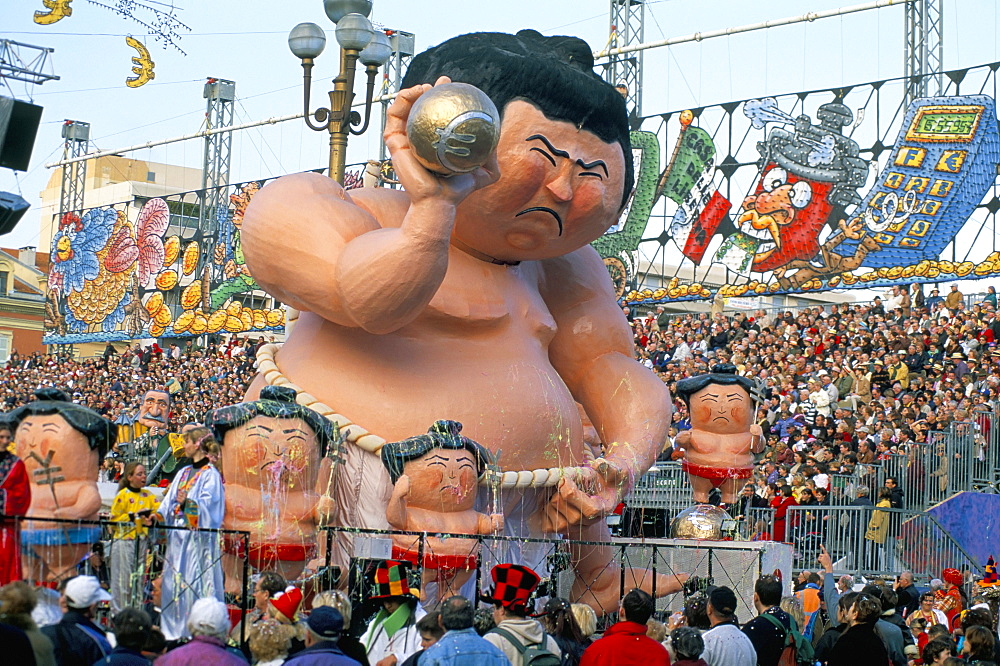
[627,283,1000,512]
[2,336,273,431]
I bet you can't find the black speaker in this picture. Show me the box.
[0,97,43,172]
[0,191,30,236]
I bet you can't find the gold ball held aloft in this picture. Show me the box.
[406,82,501,175]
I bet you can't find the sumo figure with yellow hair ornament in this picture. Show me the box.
[206,386,343,590]
[5,389,115,581]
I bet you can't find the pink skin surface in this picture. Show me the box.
[16,414,100,580]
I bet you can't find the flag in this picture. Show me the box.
[660,126,716,205]
[668,164,731,264]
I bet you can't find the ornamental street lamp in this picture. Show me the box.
[289,0,392,184]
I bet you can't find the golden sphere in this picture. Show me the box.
[670,504,734,540]
[406,82,500,175]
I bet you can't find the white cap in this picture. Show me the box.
[64,575,112,608]
[187,597,230,639]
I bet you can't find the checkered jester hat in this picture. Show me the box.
[480,564,541,613]
[370,560,414,600]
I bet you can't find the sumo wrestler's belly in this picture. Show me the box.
[263,321,586,472]
[223,487,318,542]
[684,432,754,469]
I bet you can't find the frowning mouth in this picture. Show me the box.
[516,207,563,236]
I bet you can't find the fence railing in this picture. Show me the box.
[778,505,982,582]
[820,417,1000,513]
[7,515,252,644]
[319,525,782,624]
[627,461,693,512]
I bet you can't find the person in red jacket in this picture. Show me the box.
[580,588,670,666]
[0,425,31,585]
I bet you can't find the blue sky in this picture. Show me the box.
[1,0,998,266]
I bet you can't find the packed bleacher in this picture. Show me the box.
[629,284,1000,486]
[2,336,268,431]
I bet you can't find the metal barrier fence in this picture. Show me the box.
[823,417,1000,512]
[7,515,252,644]
[627,462,693,513]
[780,505,982,582]
[320,525,790,624]
[745,507,776,541]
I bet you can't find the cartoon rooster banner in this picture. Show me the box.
[43,181,287,344]
[595,59,1000,308]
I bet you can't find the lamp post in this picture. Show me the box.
[289,0,392,184]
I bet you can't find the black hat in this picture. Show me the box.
[306,606,343,639]
[480,564,541,613]
[708,586,738,616]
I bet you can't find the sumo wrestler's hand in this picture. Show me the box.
[315,494,336,526]
[393,474,411,498]
[541,460,629,534]
[384,76,499,208]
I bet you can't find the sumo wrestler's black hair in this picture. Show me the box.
[380,419,494,484]
[1,387,116,458]
[674,364,757,407]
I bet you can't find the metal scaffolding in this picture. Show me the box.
[0,39,59,86]
[904,0,944,101]
[605,0,645,118]
[58,120,90,221]
[199,78,235,235]
[379,30,415,163]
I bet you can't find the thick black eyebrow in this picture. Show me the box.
[246,424,274,434]
[526,134,569,159]
[576,158,608,177]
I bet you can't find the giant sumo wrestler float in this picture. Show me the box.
[241,30,686,612]
[2,388,114,580]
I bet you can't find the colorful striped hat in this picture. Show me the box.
[370,560,414,599]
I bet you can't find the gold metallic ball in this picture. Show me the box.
[406,82,500,175]
[670,504,734,540]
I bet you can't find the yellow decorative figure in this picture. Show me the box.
[125,36,155,88]
[33,0,72,25]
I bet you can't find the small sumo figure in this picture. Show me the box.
[381,420,503,605]
[3,388,114,580]
[207,385,342,589]
[674,365,764,505]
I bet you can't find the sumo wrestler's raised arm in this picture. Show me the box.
[242,79,498,334]
[542,247,672,515]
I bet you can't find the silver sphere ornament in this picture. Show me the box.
[405,82,500,175]
[670,504,734,540]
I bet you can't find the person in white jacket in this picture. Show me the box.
[808,379,832,417]
[360,561,424,666]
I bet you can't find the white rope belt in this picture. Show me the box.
[256,344,594,488]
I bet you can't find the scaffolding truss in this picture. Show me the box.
[604,0,644,118]
[199,78,235,236]
[904,0,944,100]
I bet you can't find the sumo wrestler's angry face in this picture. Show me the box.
[223,415,321,488]
[405,448,479,512]
[688,384,754,435]
[453,101,627,262]
[16,414,96,479]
